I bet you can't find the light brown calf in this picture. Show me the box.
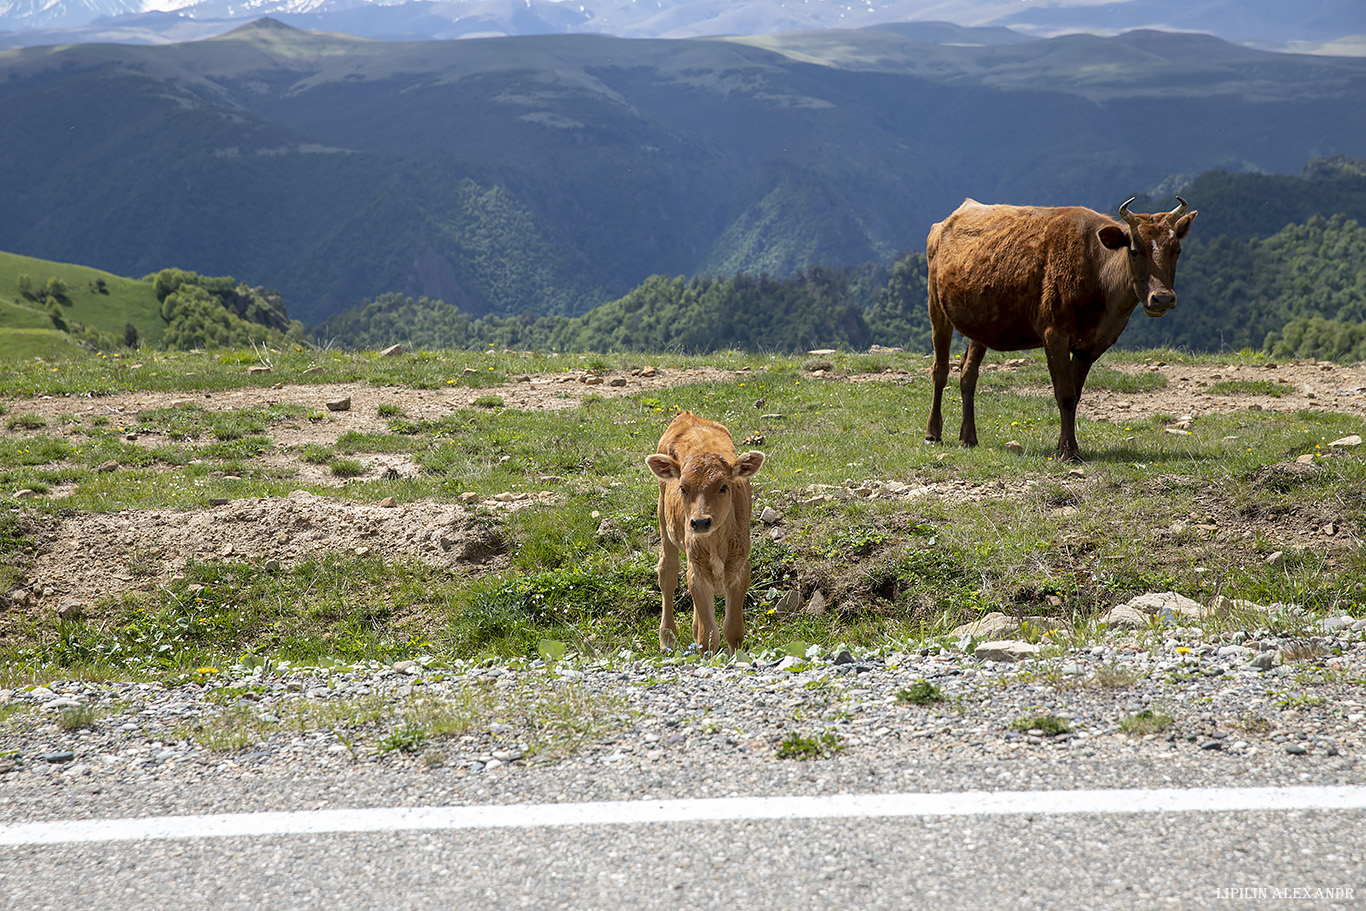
[645,411,764,653]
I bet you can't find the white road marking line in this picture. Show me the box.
[3,786,1365,846]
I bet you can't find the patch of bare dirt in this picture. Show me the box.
[853,356,1366,422]
[7,366,739,441]
[15,491,538,613]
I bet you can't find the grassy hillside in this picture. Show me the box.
[1,22,1364,326]
[0,250,310,357]
[0,251,165,351]
[0,328,81,360]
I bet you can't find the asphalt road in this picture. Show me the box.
[3,787,1363,910]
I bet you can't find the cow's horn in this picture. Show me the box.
[1168,196,1189,219]
[1118,197,1141,235]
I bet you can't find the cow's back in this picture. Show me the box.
[929,200,1116,350]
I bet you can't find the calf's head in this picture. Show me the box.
[1099,197,1198,317]
[646,450,765,538]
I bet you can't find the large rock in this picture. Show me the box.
[1098,604,1149,629]
[803,591,828,616]
[1118,591,1215,620]
[950,611,1019,640]
[973,640,1040,662]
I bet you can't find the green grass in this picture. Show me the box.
[1207,379,1291,397]
[776,731,845,760]
[329,458,367,478]
[57,704,101,731]
[2,346,1364,682]
[1119,709,1174,735]
[1011,714,1072,736]
[0,328,77,360]
[895,680,944,705]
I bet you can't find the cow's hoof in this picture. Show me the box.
[923,435,941,444]
[659,629,678,652]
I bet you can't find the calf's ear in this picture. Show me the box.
[1097,225,1129,250]
[735,450,765,479]
[1175,211,1197,238]
[645,454,681,480]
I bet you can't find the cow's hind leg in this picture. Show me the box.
[925,281,954,443]
[958,340,988,447]
[656,536,680,651]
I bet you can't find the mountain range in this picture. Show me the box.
[2,20,1365,326]
[1,0,1362,53]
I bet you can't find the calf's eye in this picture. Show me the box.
[719,484,729,493]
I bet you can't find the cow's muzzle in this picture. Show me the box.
[1144,291,1176,317]
[690,516,714,534]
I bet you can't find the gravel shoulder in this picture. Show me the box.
[3,623,1364,823]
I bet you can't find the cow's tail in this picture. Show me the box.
[925,221,942,320]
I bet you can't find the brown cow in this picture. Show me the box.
[645,411,764,653]
[925,197,1197,461]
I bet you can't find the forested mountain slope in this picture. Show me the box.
[2,21,1364,325]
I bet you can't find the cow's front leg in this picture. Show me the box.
[958,340,988,447]
[1043,333,1083,462]
[687,572,720,651]
[657,539,680,652]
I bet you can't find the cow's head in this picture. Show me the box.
[646,450,765,539]
[1098,197,1198,317]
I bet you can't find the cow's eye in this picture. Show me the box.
[719,484,729,493]
[679,485,688,495]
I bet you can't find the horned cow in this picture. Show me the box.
[925,196,1197,461]
[645,411,764,653]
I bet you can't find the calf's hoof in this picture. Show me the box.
[923,435,941,444]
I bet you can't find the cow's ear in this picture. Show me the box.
[645,454,681,480]
[1098,225,1129,250]
[735,450,765,479]
[1174,211,1197,239]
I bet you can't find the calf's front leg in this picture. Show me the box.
[686,571,720,651]
[656,538,680,651]
[721,562,749,654]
